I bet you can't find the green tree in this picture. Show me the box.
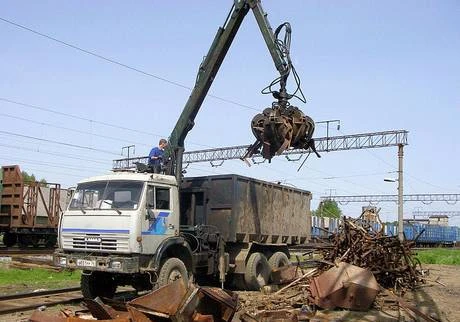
[313,199,342,218]
[21,171,36,183]
[21,171,47,185]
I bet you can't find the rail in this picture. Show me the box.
[0,287,82,315]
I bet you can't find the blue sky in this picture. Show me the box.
[1,1,459,225]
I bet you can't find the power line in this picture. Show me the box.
[284,171,392,181]
[0,156,106,172]
[0,18,191,90]
[15,166,87,181]
[0,142,109,165]
[0,17,259,112]
[0,97,163,138]
[0,112,150,147]
[292,163,388,194]
[336,128,453,192]
[0,98,216,149]
[0,130,119,156]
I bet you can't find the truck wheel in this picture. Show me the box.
[2,232,17,247]
[244,252,271,291]
[81,271,117,299]
[157,258,188,288]
[268,252,290,282]
[268,252,290,269]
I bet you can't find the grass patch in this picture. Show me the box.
[0,267,81,289]
[415,248,460,265]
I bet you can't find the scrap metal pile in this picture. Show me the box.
[321,216,424,292]
[30,280,238,322]
[29,216,434,321]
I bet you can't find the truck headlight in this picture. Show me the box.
[59,257,67,266]
[111,261,122,269]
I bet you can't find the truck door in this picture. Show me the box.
[141,185,174,254]
[180,191,206,226]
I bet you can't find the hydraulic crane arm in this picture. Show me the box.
[165,0,315,179]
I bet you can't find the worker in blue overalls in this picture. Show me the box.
[148,139,168,173]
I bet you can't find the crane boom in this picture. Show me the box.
[165,0,315,179]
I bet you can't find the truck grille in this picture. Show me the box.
[62,233,129,253]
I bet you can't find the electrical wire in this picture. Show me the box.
[0,156,106,172]
[0,112,150,147]
[0,17,260,113]
[0,97,164,138]
[0,97,220,149]
[0,130,119,156]
[13,166,87,180]
[336,128,455,192]
[0,142,109,165]
[277,157,388,194]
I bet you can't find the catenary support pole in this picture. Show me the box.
[398,144,404,241]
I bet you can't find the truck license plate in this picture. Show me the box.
[76,259,96,267]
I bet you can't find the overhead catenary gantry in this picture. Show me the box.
[114,129,408,240]
[321,194,460,204]
[112,129,408,169]
[412,210,460,218]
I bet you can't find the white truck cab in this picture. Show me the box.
[54,171,192,298]
[59,172,179,257]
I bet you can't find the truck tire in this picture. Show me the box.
[157,257,189,288]
[268,252,290,269]
[2,232,17,247]
[231,273,247,290]
[244,252,271,291]
[81,271,117,299]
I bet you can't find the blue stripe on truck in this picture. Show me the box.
[62,228,129,234]
[141,211,170,235]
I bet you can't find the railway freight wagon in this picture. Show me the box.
[0,165,70,247]
[311,216,339,239]
[55,172,312,297]
[385,222,458,246]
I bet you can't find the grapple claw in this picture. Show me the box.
[250,102,315,160]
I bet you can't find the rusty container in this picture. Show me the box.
[310,262,380,311]
[180,174,311,245]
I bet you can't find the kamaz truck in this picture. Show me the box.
[54,172,311,297]
[54,0,316,298]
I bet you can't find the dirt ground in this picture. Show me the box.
[234,264,460,322]
[1,263,459,322]
[411,264,460,322]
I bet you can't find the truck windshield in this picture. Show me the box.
[69,180,144,211]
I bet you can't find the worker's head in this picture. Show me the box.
[159,139,168,149]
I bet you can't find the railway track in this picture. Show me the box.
[0,247,54,256]
[0,287,82,315]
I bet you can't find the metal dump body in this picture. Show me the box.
[180,174,311,245]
